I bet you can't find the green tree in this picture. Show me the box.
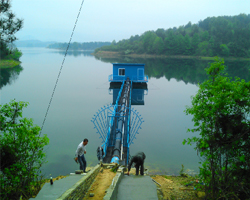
[142,31,157,54]
[200,31,209,42]
[183,34,191,55]
[220,44,230,57]
[155,28,166,40]
[190,24,199,36]
[133,40,144,53]
[184,21,192,29]
[153,36,164,54]
[175,34,185,55]
[0,100,49,199]
[0,0,23,60]
[164,30,177,55]
[184,58,250,199]
[196,41,210,56]
[191,33,199,54]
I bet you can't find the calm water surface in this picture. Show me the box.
[1,48,208,177]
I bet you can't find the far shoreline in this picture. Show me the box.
[93,51,250,61]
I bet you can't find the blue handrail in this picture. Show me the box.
[103,80,125,157]
[109,74,148,82]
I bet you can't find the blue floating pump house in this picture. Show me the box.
[109,63,148,89]
[109,63,148,105]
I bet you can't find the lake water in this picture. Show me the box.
[1,48,249,177]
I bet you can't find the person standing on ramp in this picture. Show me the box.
[74,138,88,173]
[127,152,146,175]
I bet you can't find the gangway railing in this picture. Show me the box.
[109,74,148,82]
[92,80,125,158]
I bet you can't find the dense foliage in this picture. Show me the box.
[0,100,49,199]
[47,41,111,50]
[0,0,23,60]
[184,58,250,199]
[96,14,250,58]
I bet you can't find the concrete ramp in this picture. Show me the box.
[117,175,158,200]
[30,175,85,199]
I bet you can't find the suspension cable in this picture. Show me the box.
[40,0,85,135]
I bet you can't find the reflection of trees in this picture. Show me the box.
[0,65,23,89]
[94,55,250,84]
[53,50,94,57]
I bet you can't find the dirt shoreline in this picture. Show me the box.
[94,51,250,61]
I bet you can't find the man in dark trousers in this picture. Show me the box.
[74,138,88,173]
[127,152,146,175]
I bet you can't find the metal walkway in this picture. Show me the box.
[116,175,158,200]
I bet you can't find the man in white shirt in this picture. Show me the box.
[75,138,88,172]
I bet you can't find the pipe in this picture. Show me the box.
[111,78,130,164]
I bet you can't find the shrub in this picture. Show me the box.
[184,57,250,199]
[0,100,49,199]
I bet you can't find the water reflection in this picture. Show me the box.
[50,50,94,57]
[94,55,250,84]
[110,88,147,105]
[0,65,23,89]
[2,50,248,91]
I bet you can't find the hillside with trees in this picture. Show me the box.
[95,14,250,58]
[47,41,111,50]
[0,0,23,63]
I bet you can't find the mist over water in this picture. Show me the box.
[2,48,249,177]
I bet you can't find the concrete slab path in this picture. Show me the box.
[117,175,158,200]
[30,174,85,200]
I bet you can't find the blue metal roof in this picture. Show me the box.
[112,63,145,66]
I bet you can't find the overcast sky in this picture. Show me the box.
[12,0,249,43]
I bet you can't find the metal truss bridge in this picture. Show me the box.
[91,78,146,166]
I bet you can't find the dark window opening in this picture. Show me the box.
[119,68,125,76]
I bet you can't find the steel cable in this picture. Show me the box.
[40,0,85,135]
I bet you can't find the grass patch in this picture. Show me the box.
[0,59,21,69]
[201,56,250,61]
[152,175,205,199]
